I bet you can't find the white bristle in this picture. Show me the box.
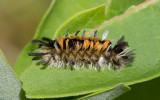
[98,57,104,67]
[54,42,59,51]
[106,44,112,51]
[102,30,109,40]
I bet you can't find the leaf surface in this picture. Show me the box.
[21,0,160,98]
[80,84,130,100]
[117,62,160,100]
[54,5,105,38]
[15,0,145,77]
[0,50,21,100]
[106,0,145,19]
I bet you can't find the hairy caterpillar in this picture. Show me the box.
[29,30,134,70]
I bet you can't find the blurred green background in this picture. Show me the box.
[0,0,51,67]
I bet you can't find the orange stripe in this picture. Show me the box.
[101,40,110,51]
[65,39,69,52]
[83,40,90,50]
[64,36,111,52]
[89,41,94,51]
[67,36,76,39]
[58,37,64,50]
[93,41,99,50]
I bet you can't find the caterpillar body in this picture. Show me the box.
[29,30,134,70]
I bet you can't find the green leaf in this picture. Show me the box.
[79,84,130,100]
[15,0,145,77]
[54,5,105,38]
[106,0,145,20]
[21,65,130,98]
[14,0,109,77]
[0,50,21,100]
[117,62,160,100]
[20,0,160,98]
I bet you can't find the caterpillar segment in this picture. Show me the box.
[29,30,134,70]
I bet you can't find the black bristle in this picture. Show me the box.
[68,39,75,51]
[122,50,135,66]
[29,53,49,56]
[38,44,43,48]
[112,59,121,66]
[43,57,51,66]
[32,56,41,60]
[31,40,44,44]
[55,40,61,49]
[111,36,135,69]
[82,30,85,37]
[93,30,97,38]
[50,51,54,56]
[70,59,75,65]
[66,30,70,37]
[36,59,45,65]
[75,31,80,36]
[63,38,67,50]
[117,36,124,44]
[113,36,129,53]
[42,37,53,42]
[105,49,113,61]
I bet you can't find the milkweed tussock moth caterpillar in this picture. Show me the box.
[29,30,135,71]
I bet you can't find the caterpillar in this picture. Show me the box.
[29,30,134,70]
